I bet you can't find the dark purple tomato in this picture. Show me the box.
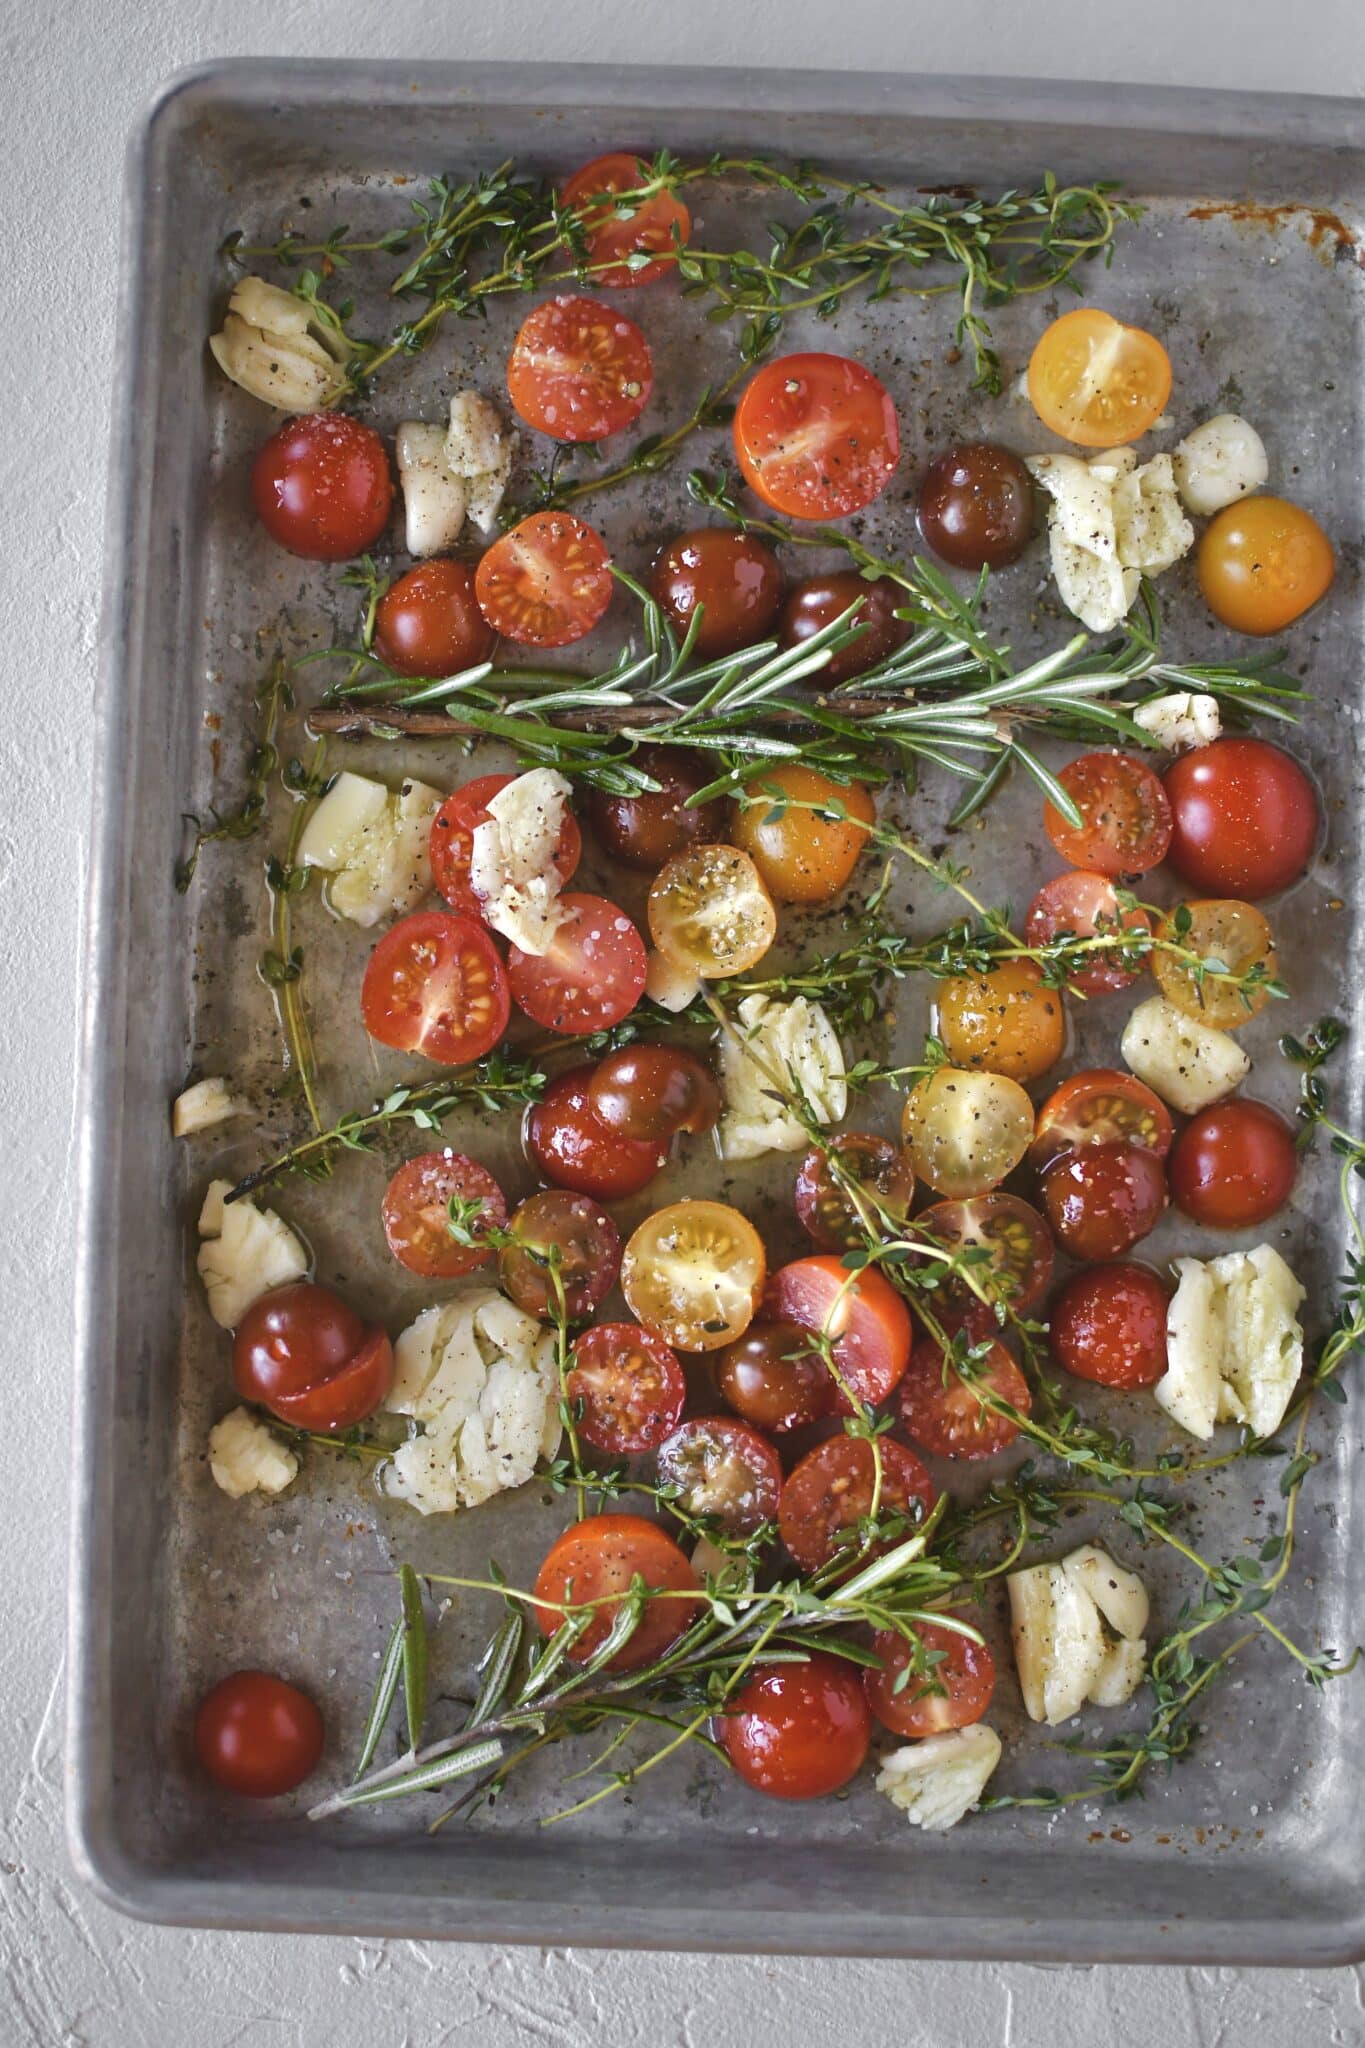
[917,442,1034,570]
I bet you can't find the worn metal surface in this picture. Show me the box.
[69,58,1365,1958]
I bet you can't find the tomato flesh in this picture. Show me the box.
[565,1323,686,1455]
[1044,752,1173,877]
[1164,739,1317,899]
[649,528,784,659]
[794,1134,913,1253]
[716,1319,832,1433]
[901,1067,1035,1200]
[1040,1142,1168,1261]
[1050,1262,1170,1389]
[864,1621,995,1738]
[656,1418,783,1537]
[898,1334,1031,1460]
[508,295,653,443]
[195,1671,324,1798]
[733,352,899,519]
[382,1150,507,1278]
[475,511,613,648]
[508,893,647,1034]
[1031,1068,1173,1172]
[361,911,509,1064]
[912,1194,1054,1326]
[729,763,875,906]
[1198,496,1335,635]
[499,1190,621,1321]
[1168,1099,1298,1228]
[1152,899,1278,1030]
[533,1513,699,1669]
[526,1067,667,1199]
[719,1652,870,1800]
[648,844,777,978]
[251,412,392,560]
[778,1436,936,1573]
[1027,308,1172,448]
[559,152,690,288]
[429,772,581,920]
[622,1200,766,1353]
[1024,871,1153,994]
[373,559,495,678]
[768,1256,912,1413]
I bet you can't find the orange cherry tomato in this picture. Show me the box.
[729,763,876,905]
[1197,496,1334,635]
[719,1653,870,1801]
[195,1671,324,1798]
[507,295,653,443]
[360,911,509,1064]
[933,958,1066,1083]
[622,1200,766,1353]
[863,1621,995,1739]
[532,1514,699,1670]
[474,512,613,648]
[1152,899,1278,1030]
[1027,308,1172,448]
[559,152,691,288]
[733,352,899,519]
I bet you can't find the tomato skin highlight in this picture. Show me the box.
[1044,752,1173,877]
[532,1514,699,1670]
[585,745,727,870]
[778,572,909,683]
[475,511,613,648]
[1040,1142,1168,1261]
[716,1319,832,1432]
[779,1436,936,1574]
[656,1417,783,1537]
[730,763,875,906]
[1168,1099,1298,1228]
[195,1671,325,1798]
[916,442,1034,569]
[361,911,510,1065]
[933,958,1066,1083]
[734,352,900,519]
[233,1282,394,1430]
[1197,496,1335,635]
[1050,1261,1170,1389]
[587,1045,720,1142]
[507,295,653,443]
[1024,871,1153,995]
[649,528,784,659]
[251,412,392,560]
[525,1067,667,1199]
[719,1652,871,1801]
[373,559,496,678]
[898,1334,1032,1460]
[1164,739,1318,900]
[382,1150,507,1278]
[559,151,690,288]
[508,893,647,1035]
[565,1324,686,1455]
[768,1256,913,1413]
[429,772,581,920]
[864,1621,996,1738]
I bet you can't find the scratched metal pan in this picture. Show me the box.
[68,58,1365,1958]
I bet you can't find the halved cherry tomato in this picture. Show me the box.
[733,352,900,519]
[656,1418,783,1537]
[507,296,653,443]
[525,1068,667,1200]
[1153,899,1278,1029]
[1040,1142,1168,1261]
[898,1334,1031,1460]
[234,1282,394,1431]
[901,1068,1035,1199]
[499,1190,621,1321]
[1168,1099,1298,1229]
[1050,1261,1170,1389]
[361,911,509,1064]
[1197,496,1334,636]
[716,1319,832,1433]
[933,959,1066,1083]
[1024,871,1153,994]
[475,511,613,648]
[508,893,647,1034]
[1164,739,1318,899]
[1027,308,1172,448]
[794,1134,914,1253]
[532,1514,699,1670]
[778,1436,936,1573]
[1043,752,1173,877]
[429,772,582,920]
[863,1621,995,1739]
[559,151,691,288]
[719,1652,870,1800]
[768,1257,912,1413]
[1030,1068,1173,1172]
[585,745,727,869]
[195,1671,325,1798]
[587,1045,720,1142]
[373,559,496,679]
[251,412,392,560]
[648,844,776,978]
[649,529,785,659]
[912,1194,1054,1326]
[381,1150,507,1278]
[729,763,876,905]
[622,1200,766,1353]
[565,1323,686,1455]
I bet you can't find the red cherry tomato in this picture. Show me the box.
[429,772,581,920]
[507,296,653,443]
[586,1045,720,1143]
[719,1652,870,1800]
[233,1282,394,1430]
[559,151,690,288]
[194,1671,324,1798]
[912,1194,1055,1327]
[584,745,727,869]
[768,1256,913,1413]
[1040,1142,1168,1261]
[898,1334,1032,1460]
[1051,1262,1170,1389]
[1043,752,1173,877]
[863,1621,996,1738]
[372,559,496,678]
[716,1320,832,1434]
[381,1150,507,1278]
[565,1323,686,1455]
[475,512,613,648]
[649,529,785,659]
[499,1190,621,1321]
[1164,738,1318,899]
[526,1068,668,1200]
[1024,871,1154,994]
[1168,1099,1298,1228]
[656,1417,783,1537]
[508,894,647,1034]
[793,1134,914,1253]
[532,1513,699,1670]
[1030,1068,1173,1172]
[251,413,392,560]
[733,352,900,520]
[360,911,509,1064]
[778,1436,936,1573]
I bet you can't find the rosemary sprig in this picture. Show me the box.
[176,654,291,892]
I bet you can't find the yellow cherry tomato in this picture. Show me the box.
[1197,496,1335,636]
[901,1068,1035,1199]
[730,764,876,905]
[1152,899,1278,1030]
[622,1200,766,1352]
[647,844,777,979]
[1027,308,1172,448]
[933,959,1067,1082]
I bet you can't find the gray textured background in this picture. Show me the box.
[8,0,1365,2039]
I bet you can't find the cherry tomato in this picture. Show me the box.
[194,1671,324,1798]
[649,529,784,659]
[499,1190,621,1321]
[251,413,392,560]
[863,1621,995,1739]
[1153,899,1278,1030]
[729,763,876,906]
[565,1323,686,1455]
[768,1257,913,1413]
[901,1067,1035,1199]
[913,1194,1054,1325]
[233,1282,394,1430]
[793,1134,914,1253]
[656,1417,783,1537]
[559,151,690,289]
[1030,1068,1173,1172]
[1024,871,1153,995]
[1164,739,1318,899]
[1027,308,1172,448]
[373,559,496,679]
[916,442,1034,569]
[1043,752,1173,877]
[648,844,776,978]
[361,911,509,1064]
[429,771,581,920]
[778,572,908,684]
[719,1652,870,1800]
[898,1334,1031,1460]
[474,511,613,648]
[1050,1261,1170,1389]
[587,1045,720,1142]
[381,1150,507,1279]
[778,1436,936,1573]
[1197,496,1335,635]
[585,745,728,869]
[1168,1099,1298,1228]
[733,352,900,519]
[525,1068,666,1199]
[1040,1142,1168,1261]
[716,1319,832,1433]
[532,1514,699,1670]
[507,296,653,443]
[933,959,1066,1083]
[508,893,647,1034]
[622,1200,766,1352]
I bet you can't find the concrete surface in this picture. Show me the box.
[5,0,1365,2040]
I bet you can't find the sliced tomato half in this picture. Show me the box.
[507,295,653,442]
[733,353,900,519]
[360,912,509,1065]
[475,512,613,648]
[1030,1068,1174,1173]
[508,894,647,1034]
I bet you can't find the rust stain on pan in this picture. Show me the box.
[1188,198,1359,263]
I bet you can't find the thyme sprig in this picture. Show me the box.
[176,653,291,892]
[260,740,327,1133]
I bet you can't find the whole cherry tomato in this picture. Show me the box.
[933,959,1066,1083]
[1164,739,1317,899]
[649,529,784,659]
[719,1652,870,1800]
[778,572,909,683]
[729,763,875,905]
[251,413,392,560]
[1198,496,1334,635]
[584,746,727,870]
[233,1282,394,1431]
[195,1671,324,1797]
[916,442,1033,569]
[1168,1099,1298,1228]
[587,1044,721,1142]
[1050,1262,1170,1389]
[525,1067,668,1200]
[373,559,496,678]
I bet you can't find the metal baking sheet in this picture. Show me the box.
[68,58,1365,1959]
